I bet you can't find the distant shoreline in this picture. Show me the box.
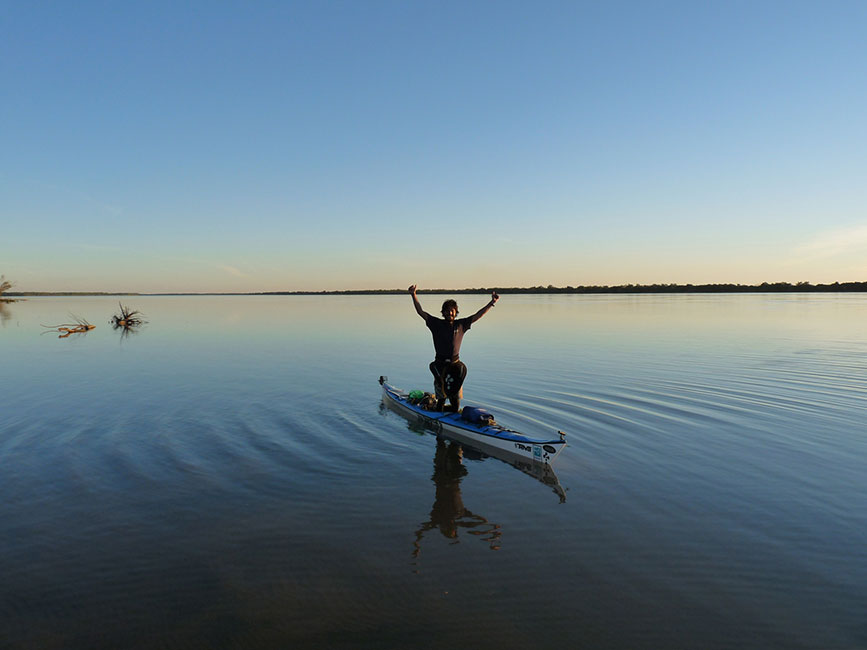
[6,281,867,296]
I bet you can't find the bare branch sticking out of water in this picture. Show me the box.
[110,303,146,331]
[41,314,95,338]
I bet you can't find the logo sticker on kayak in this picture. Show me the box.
[533,445,542,459]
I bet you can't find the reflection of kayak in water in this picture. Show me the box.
[380,377,566,503]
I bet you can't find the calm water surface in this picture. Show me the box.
[1,294,866,649]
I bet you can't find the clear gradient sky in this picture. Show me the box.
[3,1,867,292]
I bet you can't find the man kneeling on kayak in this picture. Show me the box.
[408,284,499,412]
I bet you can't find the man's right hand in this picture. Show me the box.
[408,284,417,295]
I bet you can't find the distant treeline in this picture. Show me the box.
[6,292,142,296]
[10,281,867,296]
[259,281,867,295]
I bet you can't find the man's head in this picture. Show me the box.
[441,299,458,323]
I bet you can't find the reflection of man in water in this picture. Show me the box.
[408,284,499,412]
[413,440,501,558]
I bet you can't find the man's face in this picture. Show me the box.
[442,306,457,323]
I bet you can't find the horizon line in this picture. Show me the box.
[6,280,867,297]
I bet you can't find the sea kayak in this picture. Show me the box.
[379,376,566,465]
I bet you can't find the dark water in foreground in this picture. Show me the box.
[1,294,866,649]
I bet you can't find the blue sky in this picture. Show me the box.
[3,1,866,292]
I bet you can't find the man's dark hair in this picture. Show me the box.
[441,299,458,314]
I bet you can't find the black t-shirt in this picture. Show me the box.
[425,315,472,361]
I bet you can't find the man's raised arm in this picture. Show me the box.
[469,291,500,323]
[408,284,429,320]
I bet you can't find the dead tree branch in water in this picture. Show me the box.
[42,314,95,338]
[110,303,146,330]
